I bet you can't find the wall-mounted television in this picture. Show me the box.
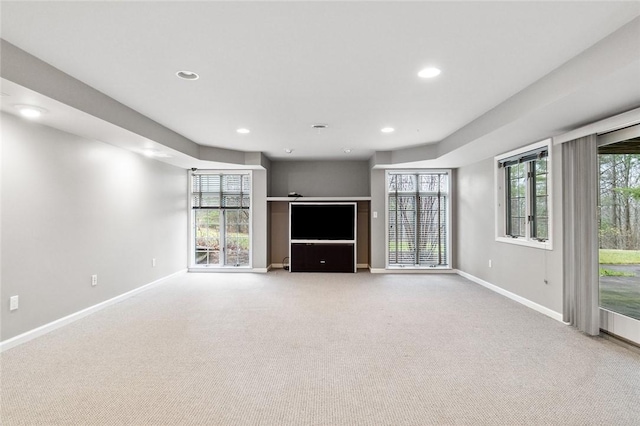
[290,203,356,240]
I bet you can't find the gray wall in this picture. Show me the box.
[252,169,268,269]
[270,161,370,197]
[369,168,386,269]
[455,148,563,313]
[1,113,188,340]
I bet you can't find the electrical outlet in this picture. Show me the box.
[152,258,156,267]
[373,211,378,219]
[91,274,98,286]
[10,295,19,311]
[489,259,492,268]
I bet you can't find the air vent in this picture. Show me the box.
[311,123,329,129]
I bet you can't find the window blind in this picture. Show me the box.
[388,172,449,266]
[498,147,548,168]
[192,174,250,209]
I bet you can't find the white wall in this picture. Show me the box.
[1,113,188,341]
[455,146,563,314]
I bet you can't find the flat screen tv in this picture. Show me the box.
[290,203,355,240]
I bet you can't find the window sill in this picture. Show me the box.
[496,236,553,251]
[387,265,452,271]
[188,266,253,273]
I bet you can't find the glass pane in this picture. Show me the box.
[224,210,250,266]
[598,151,640,321]
[194,210,220,265]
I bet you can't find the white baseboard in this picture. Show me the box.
[370,267,457,274]
[270,263,368,270]
[0,269,187,353]
[457,270,564,323]
[188,267,268,273]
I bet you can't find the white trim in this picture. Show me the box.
[369,267,456,274]
[0,269,187,353]
[457,270,564,323]
[188,266,266,273]
[600,308,640,346]
[494,139,553,250]
[554,107,640,145]
[267,196,371,202]
[385,169,453,269]
[495,236,553,251]
[597,123,640,147]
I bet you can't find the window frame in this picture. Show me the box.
[385,169,452,270]
[188,170,253,269]
[495,139,553,250]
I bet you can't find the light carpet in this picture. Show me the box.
[1,271,639,425]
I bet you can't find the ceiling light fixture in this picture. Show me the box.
[15,104,47,119]
[418,67,441,79]
[311,123,329,129]
[236,128,250,134]
[344,148,352,154]
[381,127,395,133]
[176,70,199,80]
[284,148,293,154]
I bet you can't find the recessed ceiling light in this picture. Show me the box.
[284,148,293,154]
[418,67,441,78]
[176,70,199,80]
[344,148,352,154]
[236,128,250,134]
[381,127,395,133]
[15,104,47,119]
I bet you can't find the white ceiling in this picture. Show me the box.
[1,1,640,164]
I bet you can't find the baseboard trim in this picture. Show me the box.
[370,267,457,274]
[271,263,368,270]
[457,270,564,322]
[0,269,187,353]
[188,267,268,273]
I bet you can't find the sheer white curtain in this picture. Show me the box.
[562,135,600,335]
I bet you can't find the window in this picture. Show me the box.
[190,172,251,267]
[387,171,450,268]
[496,140,552,249]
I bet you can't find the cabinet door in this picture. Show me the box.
[291,243,354,272]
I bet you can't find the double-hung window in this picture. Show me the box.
[496,140,552,249]
[190,171,251,267]
[387,171,451,268]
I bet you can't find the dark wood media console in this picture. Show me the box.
[290,243,355,273]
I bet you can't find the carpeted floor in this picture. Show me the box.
[1,271,639,425]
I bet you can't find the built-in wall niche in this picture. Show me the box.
[268,200,370,270]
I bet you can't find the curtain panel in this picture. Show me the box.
[562,134,600,335]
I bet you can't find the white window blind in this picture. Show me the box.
[192,174,251,209]
[388,172,449,267]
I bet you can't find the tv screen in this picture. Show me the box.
[290,203,355,240]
